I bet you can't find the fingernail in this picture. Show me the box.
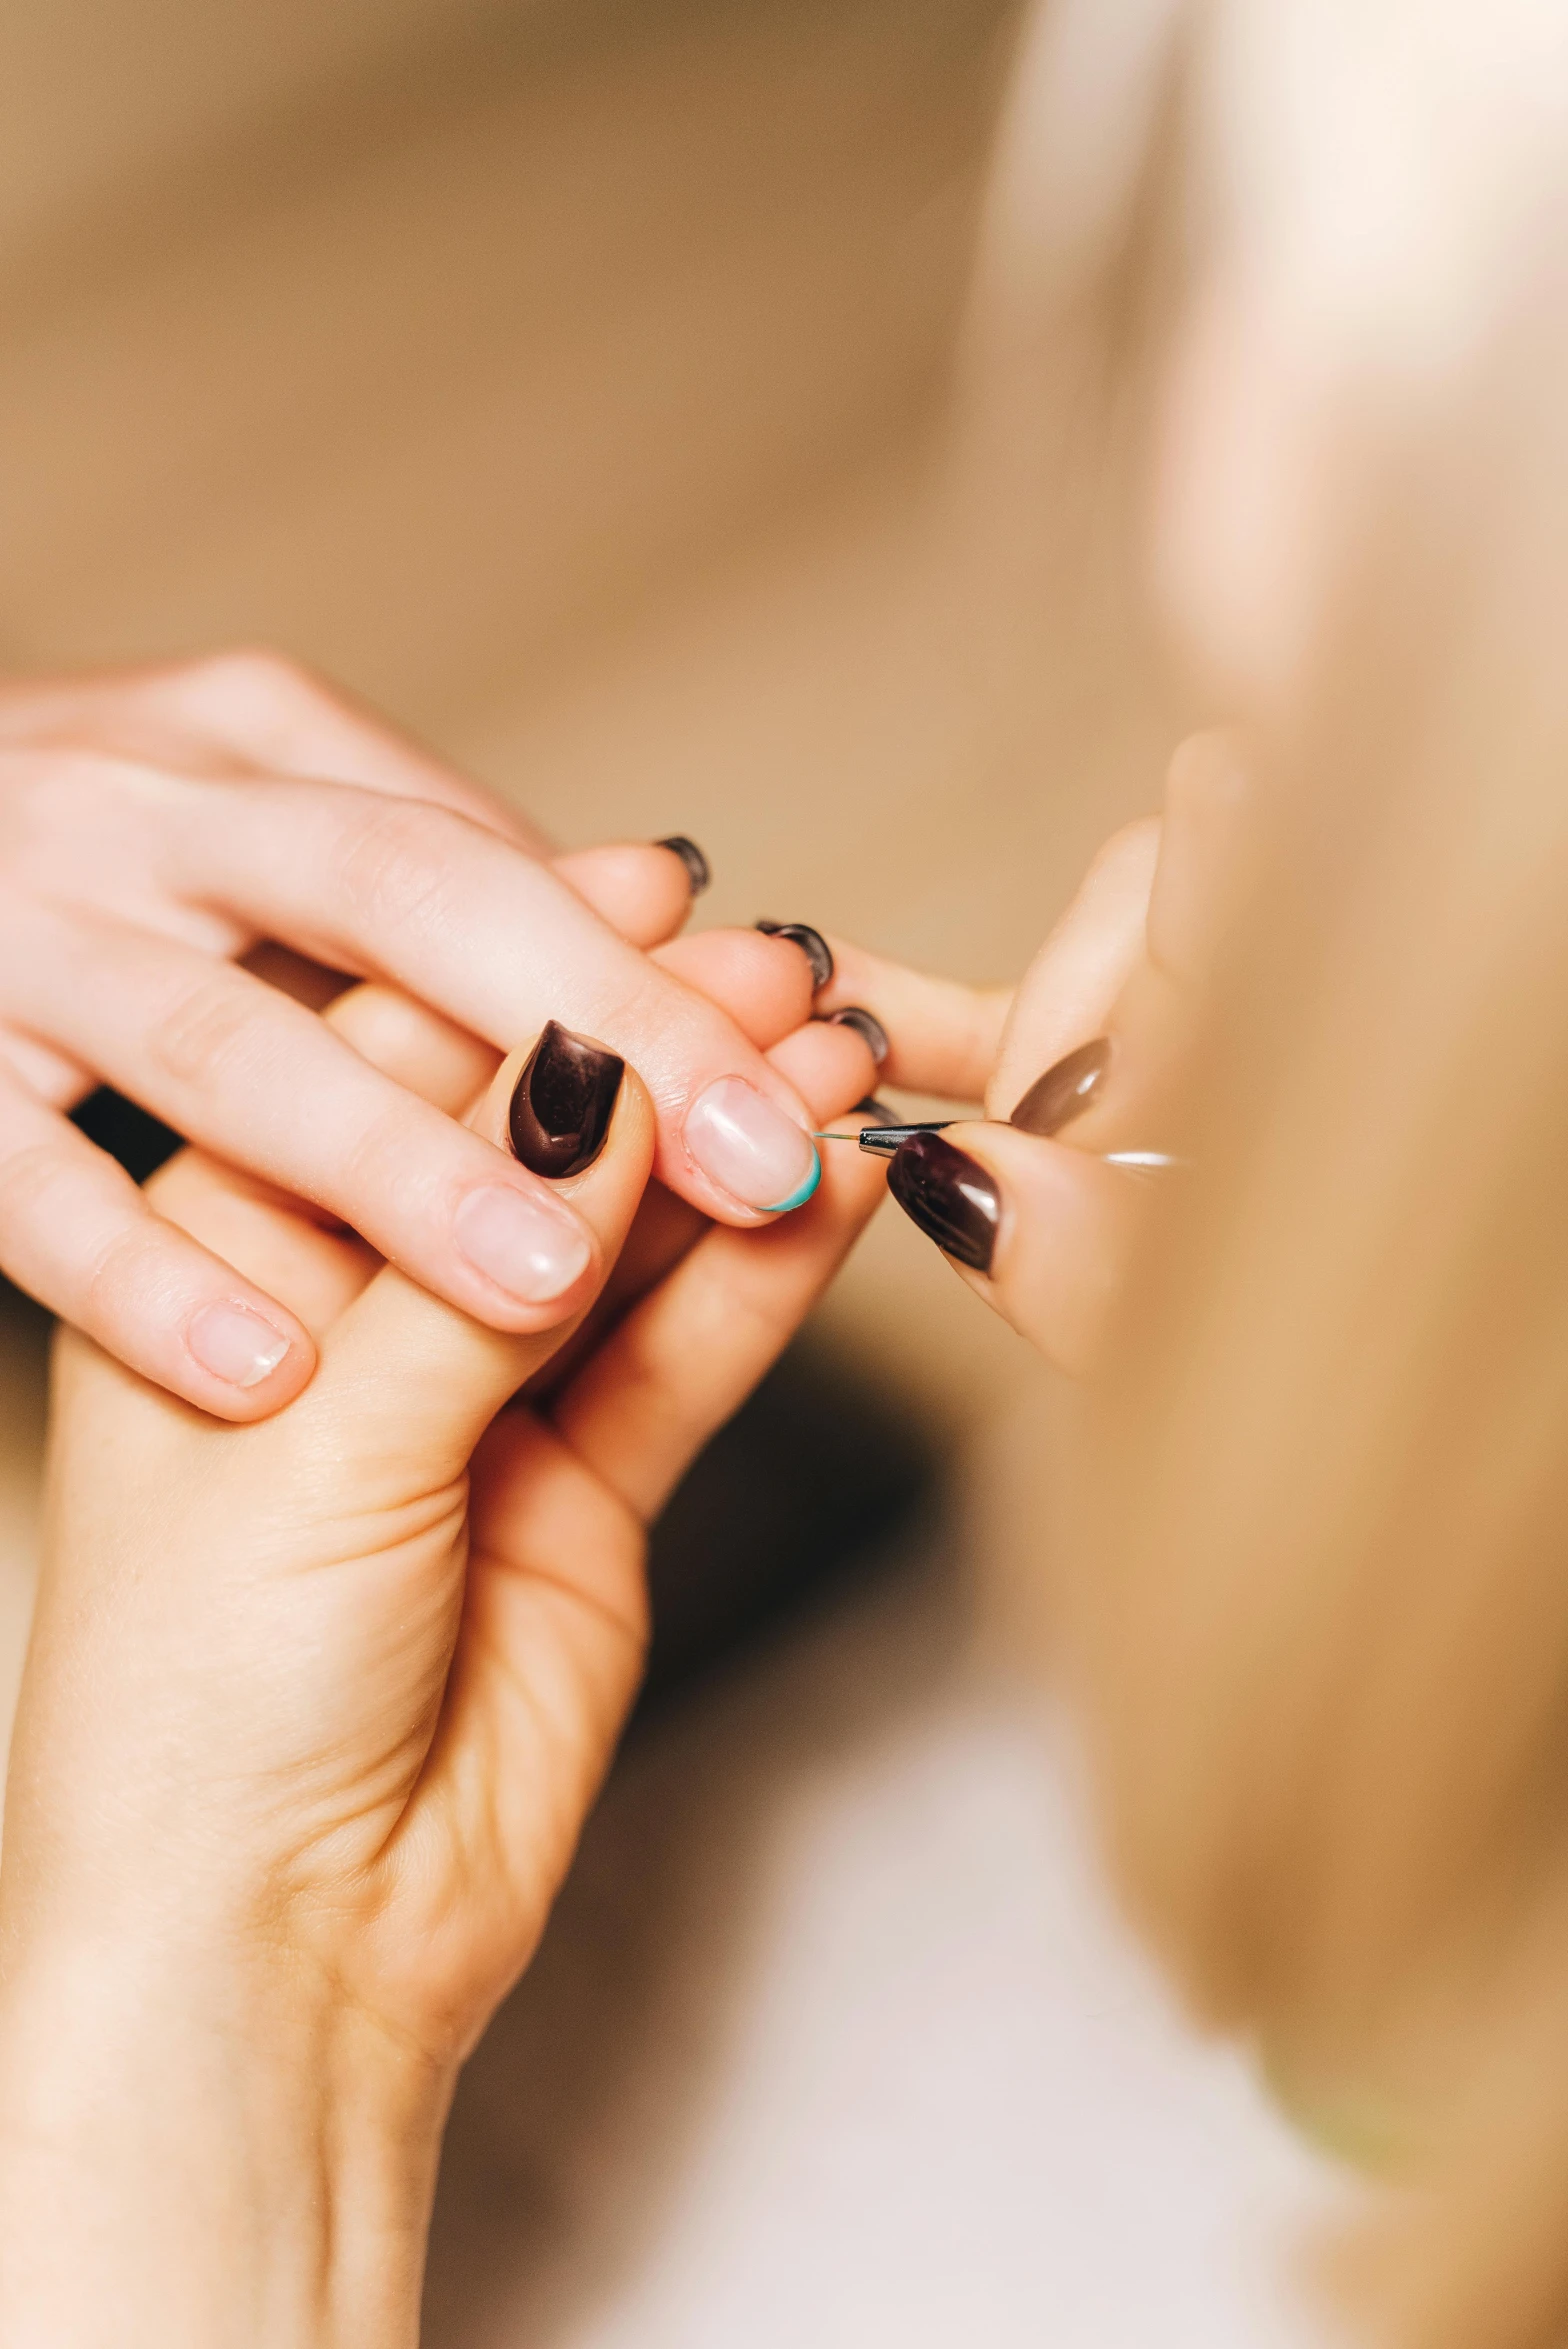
[454,1184,592,1302]
[656,836,711,896]
[685,1076,821,1211]
[755,920,834,990]
[508,1020,625,1179]
[1010,1038,1110,1136]
[853,1096,902,1126]
[187,1301,291,1389]
[819,1006,889,1063]
[887,1132,999,1273]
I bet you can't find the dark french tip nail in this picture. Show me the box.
[756,920,834,990]
[1010,1037,1111,1137]
[509,1020,625,1179]
[656,836,711,896]
[887,1132,1000,1272]
[819,1006,890,1064]
[853,1096,902,1127]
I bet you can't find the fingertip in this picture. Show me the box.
[179,1296,317,1419]
[655,928,818,1047]
[763,1143,822,1215]
[480,1024,655,1182]
[654,835,710,895]
[552,841,698,947]
[442,1033,656,1331]
[679,1074,820,1219]
[766,1015,878,1117]
[890,1119,1140,1375]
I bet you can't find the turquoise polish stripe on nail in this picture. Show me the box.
[765,1146,822,1214]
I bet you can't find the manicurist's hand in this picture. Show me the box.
[811,732,1251,1373]
[0,979,886,2349]
[0,653,835,1420]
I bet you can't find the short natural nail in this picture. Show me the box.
[508,1020,625,1179]
[819,1006,889,1064]
[656,836,711,895]
[188,1301,291,1389]
[1010,1037,1111,1137]
[755,920,834,990]
[454,1183,592,1303]
[685,1076,821,1212]
[887,1132,1000,1273]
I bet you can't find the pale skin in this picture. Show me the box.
[0,734,1241,2345]
[0,652,881,1417]
[819,729,1248,1369]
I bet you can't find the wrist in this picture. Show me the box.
[0,1934,452,2349]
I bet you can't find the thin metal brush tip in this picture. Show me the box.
[855,1121,954,1156]
[810,1120,955,1155]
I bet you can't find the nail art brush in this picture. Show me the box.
[812,1121,1185,1170]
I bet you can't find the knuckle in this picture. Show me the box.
[187,645,314,710]
[0,1132,70,1231]
[327,796,461,937]
[160,646,339,749]
[0,743,102,859]
[145,969,261,1090]
[77,1211,160,1326]
[334,1093,419,1206]
[0,741,197,896]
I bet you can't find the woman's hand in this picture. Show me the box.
[830,733,1252,1373]
[0,976,886,2348]
[0,652,851,1421]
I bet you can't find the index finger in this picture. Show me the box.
[986,819,1160,1123]
[165,778,823,1227]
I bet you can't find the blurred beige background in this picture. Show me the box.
[0,2,1327,2339]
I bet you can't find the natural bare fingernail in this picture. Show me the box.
[187,1302,292,1389]
[685,1077,821,1212]
[454,1183,592,1303]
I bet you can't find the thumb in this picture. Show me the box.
[308,1026,655,1476]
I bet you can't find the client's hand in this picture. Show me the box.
[0,653,843,1422]
[0,989,885,2349]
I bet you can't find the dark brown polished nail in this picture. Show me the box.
[819,1006,889,1063]
[656,836,711,895]
[887,1132,999,1273]
[509,1021,625,1179]
[755,920,834,990]
[1010,1037,1110,1137]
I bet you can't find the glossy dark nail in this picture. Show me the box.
[1010,1037,1110,1137]
[853,1095,902,1127]
[887,1132,1000,1273]
[656,835,711,896]
[818,1006,889,1063]
[508,1021,625,1179]
[756,920,834,990]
